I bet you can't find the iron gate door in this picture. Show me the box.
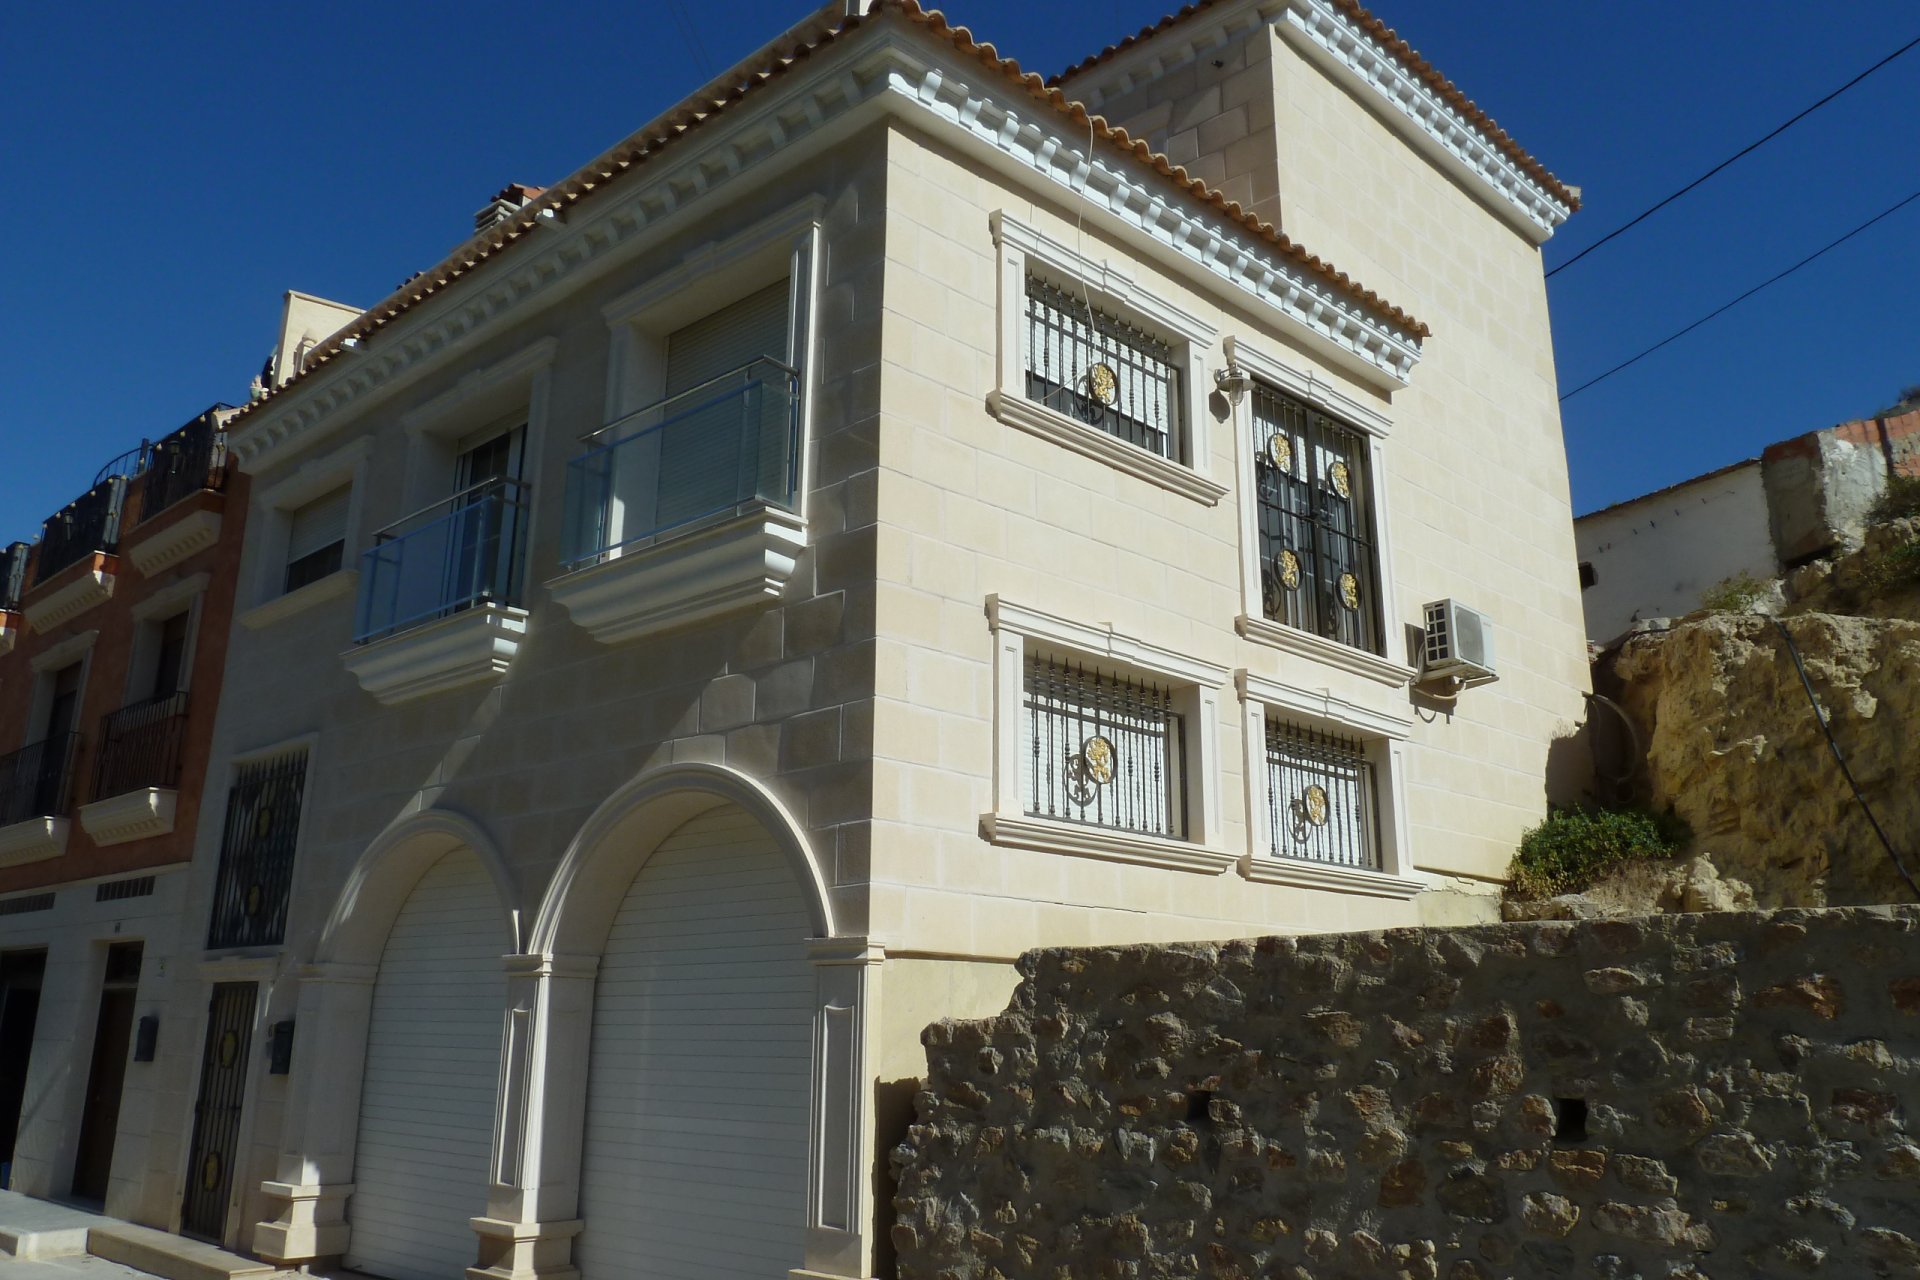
[181,982,255,1240]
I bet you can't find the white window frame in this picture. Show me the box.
[599,198,824,530]
[240,438,370,630]
[398,336,556,529]
[126,572,211,703]
[1225,335,1414,687]
[983,596,1233,875]
[1236,669,1422,897]
[988,212,1226,506]
[25,629,98,748]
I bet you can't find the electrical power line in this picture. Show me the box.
[1558,185,1920,403]
[1548,32,1920,278]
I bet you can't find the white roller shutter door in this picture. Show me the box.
[346,851,508,1280]
[664,280,791,394]
[576,807,814,1280]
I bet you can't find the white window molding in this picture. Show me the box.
[989,212,1227,507]
[250,438,371,616]
[126,572,210,702]
[398,335,557,540]
[1236,669,1422,898]
[984,596,1232,874]
[29,628,99,675]
[1225,336,1415,685]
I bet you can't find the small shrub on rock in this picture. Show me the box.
[1868,473,1920,525]
[1698,570,1772,614]
[1859,537,1920,594]
[1510,807,1692,899]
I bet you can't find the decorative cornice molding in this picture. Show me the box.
[29,627,99,674]
[1274,0,1571,241]
[78,787,178,847]
[232,28,1423,471]
[340,603,528,705]
[0,817,67,868]
[988,595,1231,687]
[1236,668,1413,740]
[1236,613,1414,687]
[22,564,114,632]
[991,212,1217,345]
[124,509,222,578]
[1224,335,1390,437]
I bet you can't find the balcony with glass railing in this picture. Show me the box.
[550,358,807,644]
[342,477,532,704]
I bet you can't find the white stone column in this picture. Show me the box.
[795,938,885,1280]
[468,952,598,1280]
[252,961,376,1263]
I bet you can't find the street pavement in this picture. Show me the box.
[0,1255,156,1278]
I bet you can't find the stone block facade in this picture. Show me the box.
[895,907,1920,1278]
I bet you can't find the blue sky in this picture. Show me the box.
[2,0,1915,535]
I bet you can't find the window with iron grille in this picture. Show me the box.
[206,750,308,950]
[1251,384,1383,654]
[1264,719,1379,869]
[1023,654,1186,839]
[1024,275,1182,460]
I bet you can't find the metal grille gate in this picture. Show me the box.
[181,982,255,1241]
[207,752,308,950]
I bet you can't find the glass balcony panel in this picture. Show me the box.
[563,358,800,567]
[354,478,528,644]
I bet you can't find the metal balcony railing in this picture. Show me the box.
[354,476,530,644]
[562,357,801,568]
[140,411,228,521]
[93,692,190,800]
[0,734,79,827]
[34,476,127,586]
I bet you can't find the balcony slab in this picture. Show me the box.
[0,612,17,656]
[548,508,806,645]
[342,602,528,705]
[125,507,222,577]
[78,787,178,847]
[0,817,68,868]
[22,561,115,632]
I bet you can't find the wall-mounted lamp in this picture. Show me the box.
[268,1020,297,1076]
[133,1016,159,1063]
[1214,364,1250,407]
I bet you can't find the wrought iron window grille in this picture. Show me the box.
[1265,719,1379,870]
[1251,384,1384,654]
[1023,653,1186,839]
[206,750,308,950]
[1023,274,1182,460]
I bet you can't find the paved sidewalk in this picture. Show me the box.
[0,1255,156,1279]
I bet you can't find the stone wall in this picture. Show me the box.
[893,908,1920,1279]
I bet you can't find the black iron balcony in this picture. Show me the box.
[93,692,190,800]
[140,410,229,521]
[354,476,530,644]
[1,542,27,612]
[0,734,80,827]
[33,477,127,586]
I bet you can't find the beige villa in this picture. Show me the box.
[99,0,1586,1277]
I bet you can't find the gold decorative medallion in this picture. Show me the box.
[1086,362,1119,407]
[1328,460,1352,499]
[1275,548,1302,591]
[1080,734,1116,784]
[245,883,263,917]
[1265,432,1293,472]
[253,805,274,840]
[1338,573,1361,611]
[219,1030,239,1068]
[201,1152,222,1192]
[1301,784,1330,827]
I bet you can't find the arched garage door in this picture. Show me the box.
[346,850,508,1280]
[575,806,814,1280]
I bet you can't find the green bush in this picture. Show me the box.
[1698,570,1770,614]
[1509,807,1692,899]
[1870,473,1920,525]
[1859,537,1920,593]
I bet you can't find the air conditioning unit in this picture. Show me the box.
[1422,599,1497,686]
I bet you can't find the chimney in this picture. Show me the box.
[474,182,546,235]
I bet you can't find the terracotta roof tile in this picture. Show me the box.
[232,0,1424,431]
[1053,0,1579,212]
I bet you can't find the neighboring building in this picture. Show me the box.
[0,407,245,1216]
[1577,400,1920,641]
[44,1,1587,1276]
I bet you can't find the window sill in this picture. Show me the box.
[987,390,1228,507]
[0,816,69,867]
[1237,613,1415,687]
[1240,853,1424,898]
[981,812,1235,875]
[240,568,358,631]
